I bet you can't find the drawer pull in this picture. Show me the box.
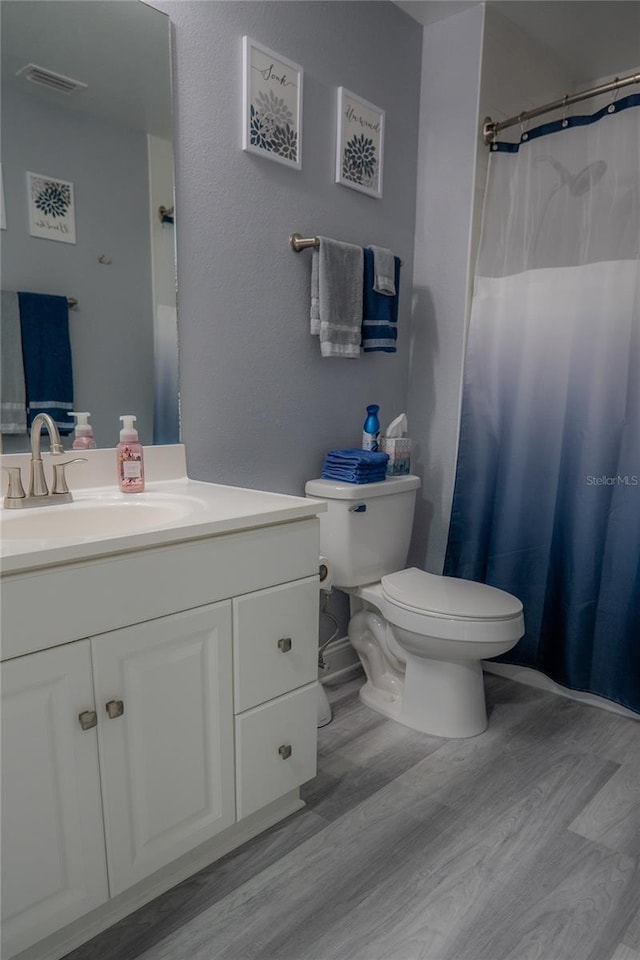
[277,637,292,653]
[105,699,124,719]
[278,743,292,760]
[78,710,97,731]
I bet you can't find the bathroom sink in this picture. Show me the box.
[0,495,197,541]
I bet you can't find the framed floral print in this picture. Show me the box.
[242,36,303,170]
[27,172,76,243]
[335,87,384,199]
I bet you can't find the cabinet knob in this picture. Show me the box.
[277,637,292,653]
[105,699,124,719]
[78,710,97,731]
[278,744,292,760]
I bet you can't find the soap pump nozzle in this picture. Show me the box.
[69,411,96,449]
[119,415,138,441]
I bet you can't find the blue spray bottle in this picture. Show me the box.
[362,404,381,451]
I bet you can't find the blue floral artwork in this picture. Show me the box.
[34,180,71,218]
[342,133,378,190]
[243,37,302,170]
[28,172,76,244]
[336,88,384,199]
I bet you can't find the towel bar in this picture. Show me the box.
[290,232,403,264]
[289,233,319,252]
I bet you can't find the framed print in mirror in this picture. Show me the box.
[27,172,76,243]
[242,36,303,170]
[335,87,384,199]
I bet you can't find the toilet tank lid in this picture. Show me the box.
[305,475,420,500]
[381,568,523,620]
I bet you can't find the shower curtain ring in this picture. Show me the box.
[562,95,570,128]
[608,81,620,113]
[520,117,530,141]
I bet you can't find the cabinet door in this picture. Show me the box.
[1,642,108,959]
[91,602,235,895]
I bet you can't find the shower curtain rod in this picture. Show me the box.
[482,70,640,144]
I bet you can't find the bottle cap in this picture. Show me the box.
[69,411,93,436]
[119,415,138,441]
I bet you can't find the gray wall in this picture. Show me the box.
[1,88,155,449]
[407,4,485,574]
[154,0,422,497]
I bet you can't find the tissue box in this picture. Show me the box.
[379,437,412,476]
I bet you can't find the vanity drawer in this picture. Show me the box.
[235,683,317,820]
[233,576,318,713]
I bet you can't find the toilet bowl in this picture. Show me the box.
[306,475,525,738]
[350,571,523,737]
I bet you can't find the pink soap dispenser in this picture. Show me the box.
[116,415,145,493]
[70,412,97,450]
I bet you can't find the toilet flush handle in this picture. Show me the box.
[348,504,367,513]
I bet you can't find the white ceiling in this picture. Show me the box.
[1,1,173,140]
[394,1,640,83]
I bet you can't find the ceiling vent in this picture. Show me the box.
[16,63,88,95]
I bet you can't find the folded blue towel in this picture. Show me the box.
[322,448,389,483]
[18,292,74,434]
[324,448,389,466]
[361,248,401,353]
[321,467,387,484]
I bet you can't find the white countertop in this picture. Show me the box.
[1,447,325,575]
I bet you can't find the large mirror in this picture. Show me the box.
[1,0,178,452]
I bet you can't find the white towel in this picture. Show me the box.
[310,237,363,358]
[1,291,27,434]
[368,245,396,296]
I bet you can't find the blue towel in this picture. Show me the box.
[18,292,74,434]
[324,448,389,466]
[321,468,388,484]
[361,248,401,353]
[322,448,389,483]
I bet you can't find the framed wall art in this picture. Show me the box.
[27,171,76,243]
[242,36,303,170]
[335,87,384,199]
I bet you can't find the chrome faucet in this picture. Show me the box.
[2,413,86,509]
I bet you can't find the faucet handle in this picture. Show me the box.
[2,466,26,501]
[51,458,87,495]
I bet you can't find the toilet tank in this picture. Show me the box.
[305,475,421,588]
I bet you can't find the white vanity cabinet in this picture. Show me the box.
[1,516,321,960]
[233,578,320,819]
[91,602,235,896]
[1,642,109,956]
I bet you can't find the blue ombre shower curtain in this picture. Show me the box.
[445,94,640,713]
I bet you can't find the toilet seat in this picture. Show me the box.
[381,568,523,621]
[379,568,524,646]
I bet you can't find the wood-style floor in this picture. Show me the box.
[65,672,640,960]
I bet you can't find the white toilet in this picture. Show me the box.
[305,474,524,738]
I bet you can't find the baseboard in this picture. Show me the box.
[319,636,360,682]
[484,662,639,721]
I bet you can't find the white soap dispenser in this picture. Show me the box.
[69,412,97,450]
